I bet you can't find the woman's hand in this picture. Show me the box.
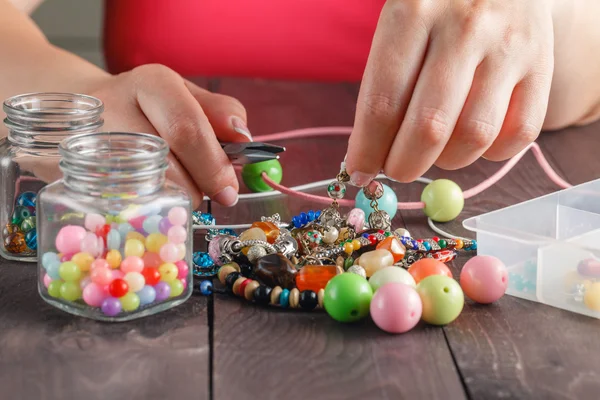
[346,0,555,185]
[86,64,252,209]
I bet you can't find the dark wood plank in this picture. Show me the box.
[397,122,600,399]
[210,79,467,400]
[0,231,210,400]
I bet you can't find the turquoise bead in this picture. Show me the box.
[280,288,290,308]
[142,215,162,234]
[106,229,121,250]
[241,159,283,193]
[355,183,397,220]
[421,179,464,222]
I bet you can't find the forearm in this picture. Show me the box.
[0,0,108,135]
[546,0,600,129]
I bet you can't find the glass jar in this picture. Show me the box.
[37,132,193,321]
[1,93,104,262]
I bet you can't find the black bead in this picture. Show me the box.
[253,285,272,305]
[299,290,318,310]
[240,263,254,278]
[225,272,242,288]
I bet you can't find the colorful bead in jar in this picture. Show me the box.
[36,132,192,321]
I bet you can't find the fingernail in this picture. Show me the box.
[350,171,376,187]
[213,186,239,207]
[231,116,252,142]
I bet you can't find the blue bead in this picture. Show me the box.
[45,259,61,280]
[423,241,431,251]
[117,222,135,237]
[280,289,290,308]
[362,233,370,238]
[16,191,36,207]
[137,285,157,305]
[199,280,213,296]
[292,216,301,228]
[411,240,419,249]
[307,210,315,221]
[470,241,477,250]
[221,229,237,237]
[106,229,121,250]
[142,215,162,234]
[299,212,308,225]
[316,210,322,218]
[355,183,398,220]
[42,252,59,269]
[25,229,37,250]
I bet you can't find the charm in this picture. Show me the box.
[368,210,392,231]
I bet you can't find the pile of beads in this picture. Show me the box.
[40,206,191,318]
[3,191,37,255]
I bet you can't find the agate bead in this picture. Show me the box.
[358,249,395,277]
[376,237,406,263]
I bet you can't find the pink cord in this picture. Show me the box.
[255,127,571,209]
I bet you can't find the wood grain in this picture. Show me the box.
[0,233,210,400]
[210,78,467,400]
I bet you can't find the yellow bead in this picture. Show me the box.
[343,242,354,254]
[351,239,361,251]
[240,227,267,242]
[124,239,145,258]
[159,262,178,282]
[146,233,168,253]
[358,249,394,277]
[585,282,600,311]
[106,249,122,269]
[71,252,94,272]
[126,231,146,245]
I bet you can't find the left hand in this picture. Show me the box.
[345,0,555,185]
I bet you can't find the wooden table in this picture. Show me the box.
[1,78,599,400]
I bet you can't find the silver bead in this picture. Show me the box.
[347,265,367,279]
[368,210,392,231]
[327,180,346,199]
[363,181,384,200]
[394,228,411,239]
[247,245,267,263]
[274,234,298,258]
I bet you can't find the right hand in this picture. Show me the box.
[85,64,252,209]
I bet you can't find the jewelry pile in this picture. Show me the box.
[196,165,509,334]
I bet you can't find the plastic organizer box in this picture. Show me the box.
[463,178,600,318]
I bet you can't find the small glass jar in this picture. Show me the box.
[1,93,104,262]
[37,132,193,321]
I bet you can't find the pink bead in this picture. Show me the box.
[208,237,222,266]
[176,244,186,261]
[175,260,189,279]
[55,225,87,254]
[129,216,146,231]
[180,278,187,290]
[91,259,109,270]
[111,269,124,280]
[90,266,113,286]
[43,274,52,288]
[167,225,187,244]
[84,213,105,232]
[61,253,74,262]
[460,255,508,304]
[82,282,106,307]
[121,256,144,273]
[370,283,422,334]
[346,208,365,232]
[168,206,188,226]
[159,243,179,263]
[81,233,104,258]
[142,252,162,268]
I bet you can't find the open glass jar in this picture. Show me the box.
[37,132,193,321]
[1,93,104,262]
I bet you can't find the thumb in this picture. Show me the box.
[184,80,252,142]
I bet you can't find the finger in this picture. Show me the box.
[133,65,239,207]
[435,59,517,169]
[184,80,252,142]
[483,69,553,161]
[102,107,204,209]
[383,37,480,182]
[345,1,431,186]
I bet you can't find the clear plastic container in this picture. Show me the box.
[1,93,104,262]
[463,178,600,318]
[37,132,193,321]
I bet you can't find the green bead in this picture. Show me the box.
[438,239,447,249]
[416,275,464,325]
[120,292,141,312]
[20,216,36,233]
[48,280,63,298]
[323,273,373,322]
[241,159,283,193]
[421,179,464,222]
[344,257,354,271]
[60,281,82,301]
[59,261,82,282]
[169,279,185,297]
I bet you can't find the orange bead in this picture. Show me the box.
[455,239,464,250]
[376,237,406,263]
[408,258,452,284]
[251,221,280,244]
[295,265,340,292]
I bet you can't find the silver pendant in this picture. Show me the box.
[368,210,391,231]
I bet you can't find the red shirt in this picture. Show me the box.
[103,0,384,81]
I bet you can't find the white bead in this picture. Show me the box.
[358,249,394,277]
[369,266,416,291]
[323,227,339,244]
[347,265,367,279]
[394,228,411,238]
